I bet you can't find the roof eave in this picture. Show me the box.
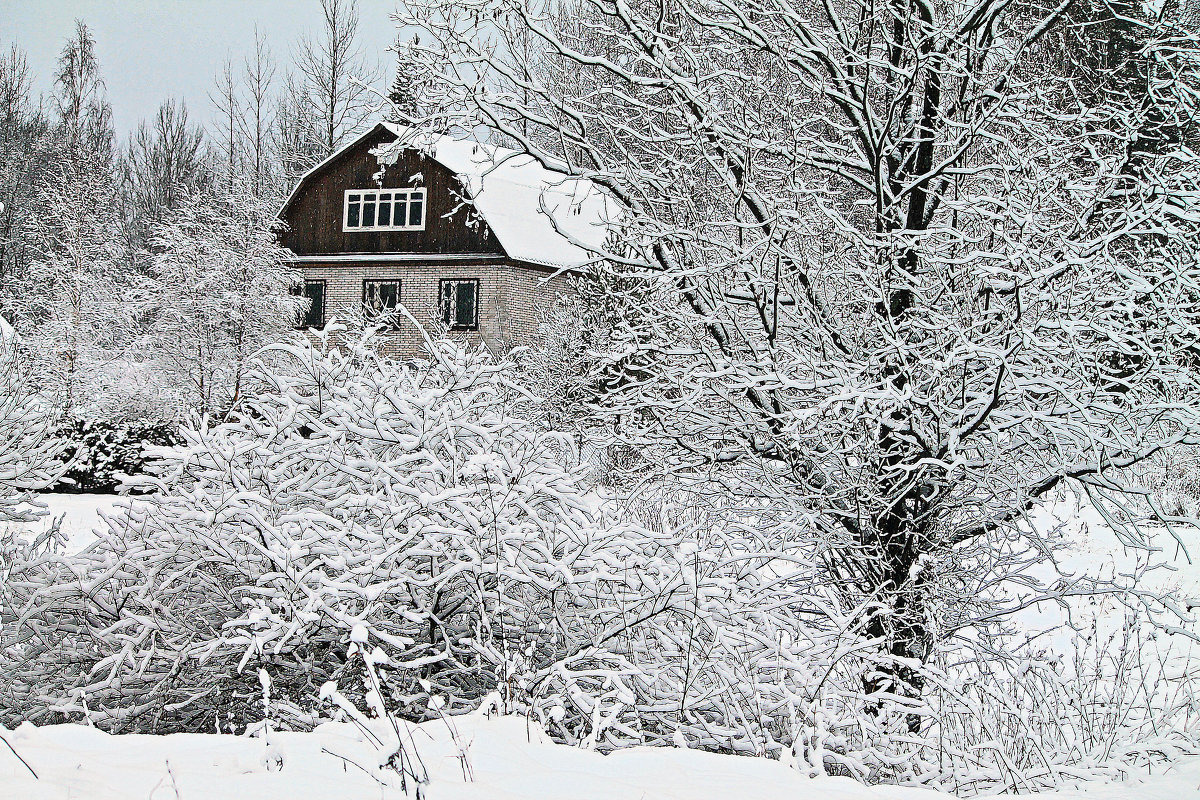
[276,122,395,219]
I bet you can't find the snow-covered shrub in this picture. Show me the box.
[525,485,1200,792]
[914,623,1200,792]
[0,319,66,523]
[0,325,675,732]
[2,325,853,750]
[49,418,181,493]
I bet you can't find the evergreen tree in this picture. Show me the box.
[385,38,423,124]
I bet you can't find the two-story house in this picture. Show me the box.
[278,122,612,355]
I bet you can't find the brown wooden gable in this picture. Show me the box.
[278,125,506,258]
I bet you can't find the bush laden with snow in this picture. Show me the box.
[4,326,1197,793]
[0,319,66,525]
[0,326,674,733]
[48,417,181,494]
[0,325,869,764]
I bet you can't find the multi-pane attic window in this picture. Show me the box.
[344,188,426,231]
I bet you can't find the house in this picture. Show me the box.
[278,122,613,355]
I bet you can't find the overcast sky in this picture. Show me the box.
[2,0,401,138]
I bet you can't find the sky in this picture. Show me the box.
[1,0,402,138]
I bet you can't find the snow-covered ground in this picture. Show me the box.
[4,492,126,552]
[2,713,1198,800]
[3,493,1198,799]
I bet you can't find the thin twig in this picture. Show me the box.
[0,732,38,780]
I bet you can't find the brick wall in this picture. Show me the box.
[295,259,569,357]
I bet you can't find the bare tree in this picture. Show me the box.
[272,72,325,187]
[123,99,205,247]
[239,28,277,198]
[52,19,112,161]
[295,0,380,157]
[209,57,243,195]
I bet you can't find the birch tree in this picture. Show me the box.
[240,29,277,198]
[295,0,381,157]
[52,19,112,163]
[142,187,300,415]
[7,19,124,417]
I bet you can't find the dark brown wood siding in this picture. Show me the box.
[279,126,506,257]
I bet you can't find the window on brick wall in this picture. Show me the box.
[292,279,326,329]
[440,278,479,331]
[344,188,426,231]
[363,279,403,328]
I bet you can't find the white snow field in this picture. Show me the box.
[2,713,1198,800]
[4,492,126,553]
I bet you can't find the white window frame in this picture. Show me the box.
[343,187,427,232]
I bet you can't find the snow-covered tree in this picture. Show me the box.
[122,99,206,248]
[0,44,52,291]
[5,18,130,418]
[385,37,433,125]
[140,186,300,415]
[14,157,128,417]
[399,0,1200,729]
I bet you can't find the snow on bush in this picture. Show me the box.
[0,319,66,525]
[0,325,675,734]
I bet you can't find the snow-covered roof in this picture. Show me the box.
[375,122,615,270]
[280,122,616,271]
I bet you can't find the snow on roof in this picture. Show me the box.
[376,122,616,270]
